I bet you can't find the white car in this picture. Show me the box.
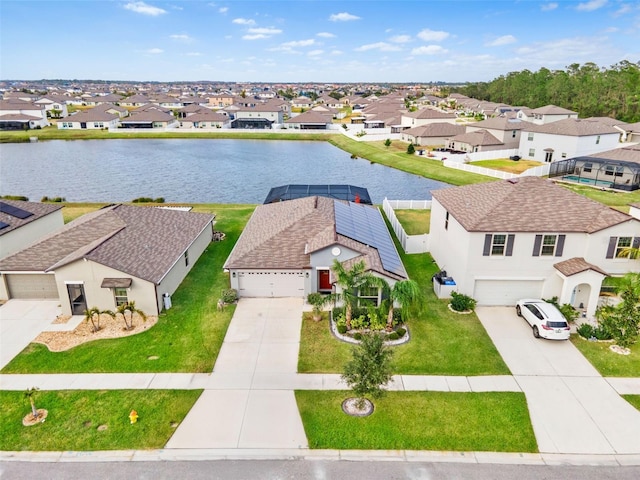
[515,299,571,340]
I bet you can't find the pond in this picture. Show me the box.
[0,139,450,203]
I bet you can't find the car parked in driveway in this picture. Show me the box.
[515,299,571,340]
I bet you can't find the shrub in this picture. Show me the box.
[576,323,594,339]
[407,143,415,154]
[1,195,29,201]
[221,288,238,304]
[386,332,399,341]
[450,292,476,312]
[352,332,363,341]
[337,324,348,335]
[395,327,406,337]
[544,297,579,323]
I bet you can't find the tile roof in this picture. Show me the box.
[525,118,619,136]
[431,176,632,233]
[554,257,607,277]
[0,205,214,283]
[0,200,62,238]
[224,196,406,280]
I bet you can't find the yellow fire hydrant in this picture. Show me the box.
[129,410,138,424]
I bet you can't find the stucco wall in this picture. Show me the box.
[0,210,64,259]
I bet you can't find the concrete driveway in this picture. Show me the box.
[0,300,62,370]
[166,297,308,449]
[476,306,640,455]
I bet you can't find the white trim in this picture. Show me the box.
[64,280,84,285]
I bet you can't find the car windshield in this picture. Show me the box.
[547,321,568,328]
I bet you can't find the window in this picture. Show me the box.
[561,153,567,158]
[583,162,592,173]
[528,148,535,157]
[604,165,614,176]
[512,130,517,138]
[615,237,632,257]
[596,135,600,144]
[184,251,189,266]
[445,211,449,230]
[358,286,380,306]
[491,234,507,255]
[615,166,624,177]
[528,132,534,141]
[541,235,557,256]
[114,287,128,307]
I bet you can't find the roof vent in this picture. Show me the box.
[507,178,519,184]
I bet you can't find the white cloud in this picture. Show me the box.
[308,49,324,57]
[411,45,447,55]
[576,0,608,11]
[317,32,335,38]
[144,48,163,54]
[186,52,202,56]
[330,50,343,55]
[485,35,517,47]
[247,27,282,35]
[219,7,228,14]
[603,26,619,32]
[124,2,166,16]
[514,36,610,65]
[170,34,193,42]
[242,34,268,40]
[233,18,256,25]
[390,34,411,43]
[541,2,558,11]
[416,28,449,42]
[282,39,315,47]
[613,3,634,16]
[329,12,360,22]
[355,42,402,52]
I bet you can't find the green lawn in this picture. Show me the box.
[298,312,352,373]
[1,204,255,374]
[570,336,640,377]
[559,183,640,210]
[472,159,544,174]
[295,390,537,452]
[394,209,431,235]
[0,389,202,451]
[624,395,640,411]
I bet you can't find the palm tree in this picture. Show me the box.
[383,279,422,330]
[116,301,146,331]
[331,259,383,330]
[84,307,115,333]
[617,246,640,260]
[24,387,40,419]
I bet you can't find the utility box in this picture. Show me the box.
[432,271,456,299]
[163,293,172,310]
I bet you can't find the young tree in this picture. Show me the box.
[24,387,40,419]
[407,143,415,155]
[331,259,383,330]
[384,138,392,148]
[306,292,335,321]
[116,301,146,331]
[342,332,394,410]
[383,279,422,329]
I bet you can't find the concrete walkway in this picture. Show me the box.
[476,306,640,455]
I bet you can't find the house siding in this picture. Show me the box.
[0,210,64,259]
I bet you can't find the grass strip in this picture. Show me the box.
[1,204,254,373]
[0,389,202,451]
[570,336,640,377]
[295,390,537,452]
[624,395,640,411]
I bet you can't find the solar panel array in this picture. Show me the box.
[0,202,33,219]
[0,221,9,230]
[334,201,405,277]
[263,184,372,204]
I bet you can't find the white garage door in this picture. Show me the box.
[5,274,58,299]
[474,280,543,306]
[237,271,305,297]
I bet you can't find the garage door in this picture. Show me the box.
[473,280,543,306]
[237,271,305,297]
[5,274,58,299]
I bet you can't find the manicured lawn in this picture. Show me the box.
[570,336,640,377]
[0,389,201,451]
[295,390,537,452]
[60,202,110,223]
[1,204,255,373]
[624,395,640,411]
[298,312,351,373]
[472,159,544,174]
[394,209,430,234]
[559,183,640,210]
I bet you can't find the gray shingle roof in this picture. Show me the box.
[530,105,577,115]
[449,129,503,146]
[585,143,640,164]
[0,200,62,237]
[403,122,465,137]
[470,117,532,131]
[405,108,456,120]
[554,257,607,277]
[0,205,214,283]
[431,176,632,233]
[525,118,619,136]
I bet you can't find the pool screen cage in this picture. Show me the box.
[549,157,640,191]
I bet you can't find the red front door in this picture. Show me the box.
[318,270,332,291]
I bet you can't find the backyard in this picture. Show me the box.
[394,209,431,235]
[471,158,544,174]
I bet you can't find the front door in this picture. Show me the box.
[544,151,553,162]
[67,284,87,315]
[318,269,332,291]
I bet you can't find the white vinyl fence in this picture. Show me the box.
[430,149,519,163]
[383,198,431,254]
[442,159,550,179]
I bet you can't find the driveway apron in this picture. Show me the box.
[476,306,640,455]
[166,298,308,449]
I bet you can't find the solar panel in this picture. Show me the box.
[0,202,33,219]
[0,221,9,230]
[334,201,406,277]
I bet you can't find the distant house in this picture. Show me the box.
[284,110,332,130]
[57,109,120,129]
[518,105,578,125]
[465,117,531,149]
[447,129,504,153]
[0,100,49,130]
[429,176,640,317]
[34,95,69,118]
[119,94,151,108]
[519,118,621,163]
[231,104,284,129]
[180,109,229,128]
[400,108,457,128]
[0,205,215,316]
[291,96,314,109]
[0,200,64,259]
[401,122,465,146]
[119,108,177,129]
[207,94,235,108]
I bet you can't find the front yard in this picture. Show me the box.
[570,336,640,377]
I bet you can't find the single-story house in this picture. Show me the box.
[285,110,332,130]
[401,122,465,146]
[0,205,215,316]
[119,109,177,129]
[0,200,64,259]
[447,129,504,153]
[180,109,229,128]
[224,196,407,301]
[429,176,640,317]
[400,108,457,128]
[57,109,120,129]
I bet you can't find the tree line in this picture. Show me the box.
[453,61,640,123]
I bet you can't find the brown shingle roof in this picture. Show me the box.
[470,117,532,131]
[0,200,62,238]
[554,257,607,277]
[449,129,503,146]
[585,143,640,164]
[403,122,465,137]
[531,105,577,115]
[405,108,456,120]
[431,176,632,233]
[0,205,213,283]
[526,118,619,136]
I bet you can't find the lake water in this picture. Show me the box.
[0,139,450,203]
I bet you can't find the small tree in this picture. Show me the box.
[83,307,115,333]
[332,259,384,330]
[342,332,394,409]
[384,138,392,148]
[407,143,415,154]
[597,272,640,348]
[306,292,335,321]
[116,301,146,331]
[24,387,40,419]
[383,279,422,329]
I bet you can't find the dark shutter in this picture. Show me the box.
[483,234,492,256]
[555,235,566,257]
[506,234,515,256]
[633,237,640,249]
[606,236,617,259]
[532,235,542,256]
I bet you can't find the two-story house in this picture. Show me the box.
[429,176,640,318]
[464,117,531,149]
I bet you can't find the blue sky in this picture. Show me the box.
[1,0,639,82]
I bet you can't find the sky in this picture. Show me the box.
[1,0,639,83]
